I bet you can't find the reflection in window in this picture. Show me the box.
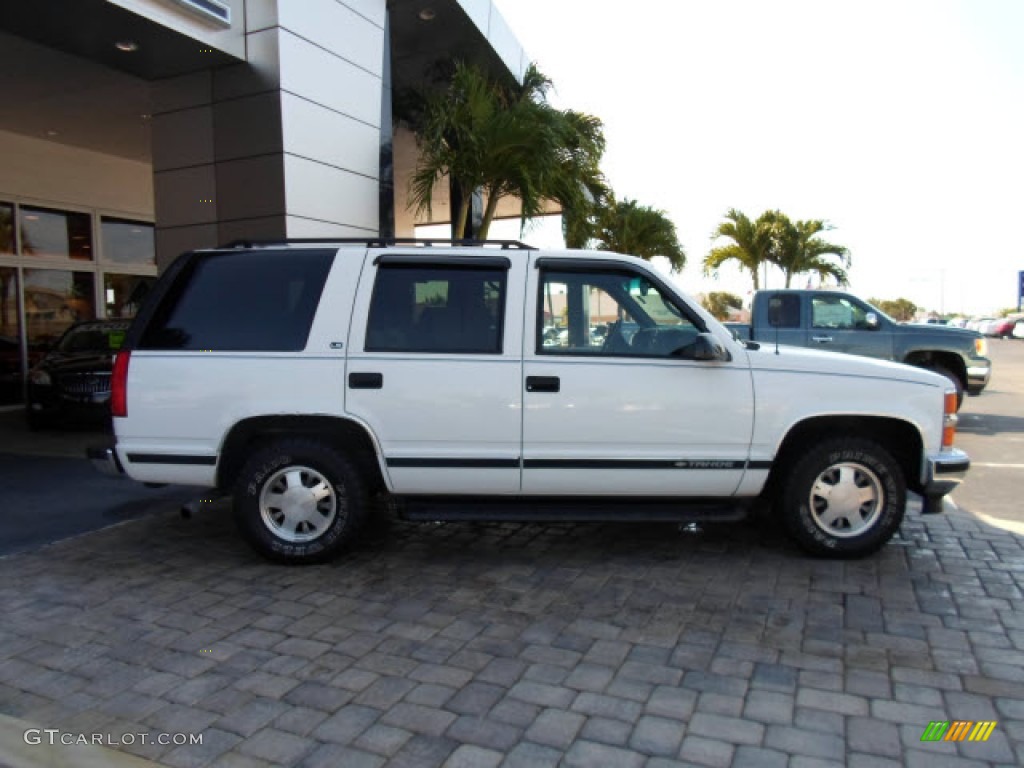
[104,274,155,318]
[0,267,21,404]
[0,203,13,255]
[20,206,92,260]
[539,270,699,357]
[101,218,155,265]
[23,270,96,366]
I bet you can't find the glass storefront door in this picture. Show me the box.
[0,268,20,405]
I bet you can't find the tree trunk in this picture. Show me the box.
[784,273,792,288]
[478,186,501,240]
[453,192,471,240]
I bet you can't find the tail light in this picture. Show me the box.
[111,350,130,418]
[941,391,958,450]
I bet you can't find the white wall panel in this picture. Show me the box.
[486,5,526,81]
[456,0,491,37]
[153,165,217,227]
[280,92,379,180]
[213,27,281,102]
[277,30,381,127]
[245,0,278,31]
[335,0,386,29]
[285,215,375,238]
[277,0,384,76]
[283,154,377,230]
[151,106,214,172]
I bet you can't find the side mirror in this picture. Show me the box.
[864,312,880,330]
[676,333,731,362]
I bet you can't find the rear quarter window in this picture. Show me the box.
[139,249,334,351]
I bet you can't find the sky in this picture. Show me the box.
[485,0,1024,316]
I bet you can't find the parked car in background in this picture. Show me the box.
[26,320,129,429]
[726,290,991,408]
[986,317,1019,338]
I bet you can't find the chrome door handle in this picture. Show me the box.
[812,336,833,343]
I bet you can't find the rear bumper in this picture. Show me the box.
[87,441,124,477]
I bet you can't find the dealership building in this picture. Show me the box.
[0,0,528,406]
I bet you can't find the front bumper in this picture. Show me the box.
[87,441,124,477]
[920,448,970,512]
[966,359,991,395]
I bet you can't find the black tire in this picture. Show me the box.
[924,365,963,411]
[233,438,368,564]
[780,437,906,558]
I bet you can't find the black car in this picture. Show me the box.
[26,320,130,430]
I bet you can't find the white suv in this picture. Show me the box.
[90,239,969,563]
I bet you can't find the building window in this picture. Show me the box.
[19,206,92,261]
[23,269,96,366]
[104,274,155,319]
[101,218,155,266]
[0,203,14,255]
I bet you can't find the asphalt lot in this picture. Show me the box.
[0,342,1021,767]
[953,338,1024,533]
[0,409,199,557]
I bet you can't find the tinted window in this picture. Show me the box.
[20,206,92,260]
[768,294,801,328]
[140,250,333,351]
[101,218,155,266]
[57,323,130,354]
[366,265,506,354]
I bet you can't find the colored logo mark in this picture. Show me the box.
[920,721,997,742]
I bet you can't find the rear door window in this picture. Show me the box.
[139,249,334,351]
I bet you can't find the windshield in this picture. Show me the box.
[56,324,128,354]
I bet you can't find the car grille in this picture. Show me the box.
[59,373,111,396]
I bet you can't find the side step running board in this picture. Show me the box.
[399,497,751,523]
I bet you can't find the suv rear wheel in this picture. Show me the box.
[234,438,367,563]
[781,437,906,557]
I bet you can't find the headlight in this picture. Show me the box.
[974,337,988,356]
[29,370,51,386]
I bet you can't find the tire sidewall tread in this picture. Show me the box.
[233,437,367,564]
[782,437,906,558]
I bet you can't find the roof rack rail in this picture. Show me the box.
[219,237,536,250]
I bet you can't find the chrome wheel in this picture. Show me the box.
[808,462,883,539]
[259,465,338,543]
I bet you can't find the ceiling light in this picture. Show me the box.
[115,40,139,52]
[46,130,58,137]
[140,113,151,120]
[418,8,436,21]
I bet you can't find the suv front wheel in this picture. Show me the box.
[234,438,367,563]
[781,437,906,558]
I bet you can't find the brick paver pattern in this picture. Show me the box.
[0,506,1022,767]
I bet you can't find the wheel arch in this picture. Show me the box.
[217,415,387,494]
[903,349,967,391]
[764,415,924,498]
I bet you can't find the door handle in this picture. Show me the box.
[812,336,833,343]
[349,372,383,389]
[526,376,560,393]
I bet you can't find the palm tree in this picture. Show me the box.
[591,196,686,272]
[768,215,849,288]
[407,62,606,240]
[703,209,775,290]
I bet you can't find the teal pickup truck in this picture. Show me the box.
[728,290,991,408]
